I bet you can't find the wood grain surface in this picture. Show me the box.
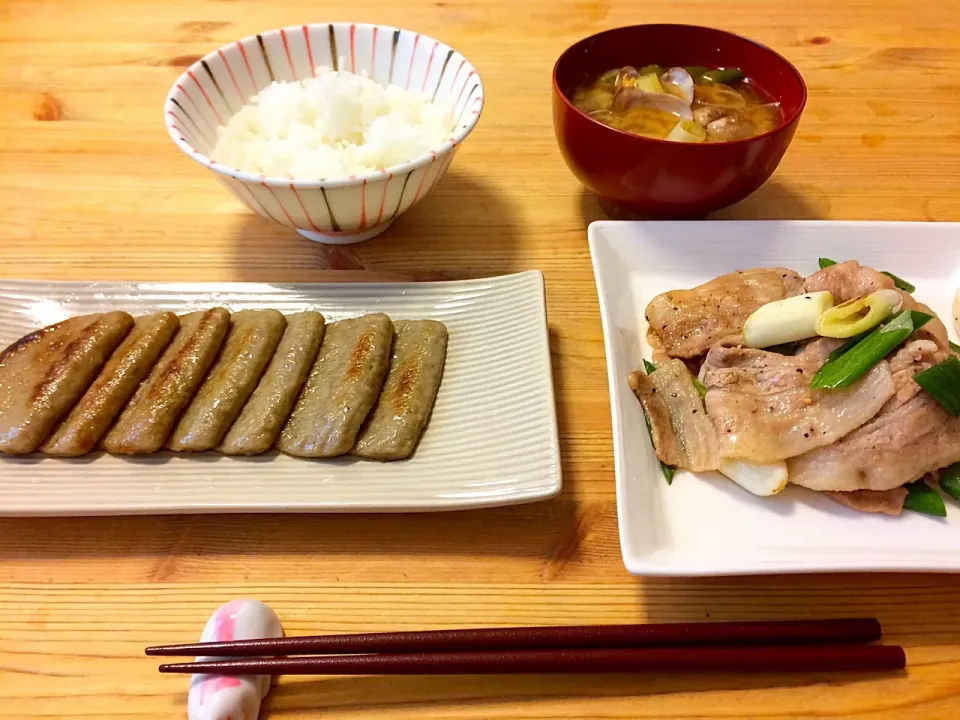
[2,0,960,717]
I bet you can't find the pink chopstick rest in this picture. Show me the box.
[187,599,284,720]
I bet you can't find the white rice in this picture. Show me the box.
[210,67,454,180]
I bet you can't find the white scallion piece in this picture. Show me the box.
[718,459,789,497]
[742,291,834,348]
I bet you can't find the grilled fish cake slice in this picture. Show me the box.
[277,313,394,458]
[352,320,448,461]
[42,312,180,456]
[101,308,230,454]
[168,309,286,452]
[0,311,134,455]
[219,311,325,455]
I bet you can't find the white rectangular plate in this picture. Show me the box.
[590,220,960,576]
[0,272,561,515]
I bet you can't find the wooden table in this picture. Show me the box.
[3,0,960,717]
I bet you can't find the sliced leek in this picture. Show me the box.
[878,289,904,312]
[811,310,933,390]
[825,331,871,364]
[638,64,665,78]
[814,289,901,338]
[665,119,706,143]
[881,271,916,293]
[692,377,707,398]
[683,65,710,80]
[718,459,788,497]
[639,360,676,484]
[913,355,960,417]
[641,403,675,485]
[702,67,744,84]
[742,291,834,349]
[633,72,665,94]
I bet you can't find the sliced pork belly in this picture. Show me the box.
[803,260,894,303]
[789,340,960,492]
[645,268,804,359]
[896,290,949,349]
[827,488,908,516]
[628,359,718,472]
[702,340,895,463]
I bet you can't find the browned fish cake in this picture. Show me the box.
[352,320,448,461]
[42,312,180,457]
[219,311,325,456]
[168,309,287,452]
[0,312,134,455]
[277,313,394,458]
[101,308,230,455]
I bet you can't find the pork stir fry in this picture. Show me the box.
[633,258,960,517]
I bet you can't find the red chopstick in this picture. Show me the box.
[158,644,905,675]
[145,618,881,657]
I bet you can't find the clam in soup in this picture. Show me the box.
[572,65,781,142]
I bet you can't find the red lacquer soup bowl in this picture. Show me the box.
[553,25,806,217]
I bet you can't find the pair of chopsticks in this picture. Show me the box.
[147,618,905,675]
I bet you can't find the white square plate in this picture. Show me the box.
[0,272,561,515]
[590,220,960,576]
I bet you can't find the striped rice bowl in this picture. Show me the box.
[164,23,484,245]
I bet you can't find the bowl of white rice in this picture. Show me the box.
[164,23,484,244]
